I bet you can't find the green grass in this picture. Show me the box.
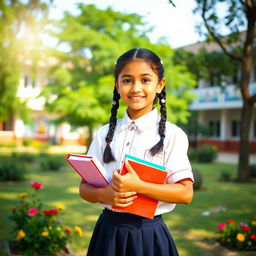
[0,154,255,255]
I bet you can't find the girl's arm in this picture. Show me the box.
[111,160,193,204]
[79,179,137,207]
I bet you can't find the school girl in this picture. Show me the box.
[79,48,194,256]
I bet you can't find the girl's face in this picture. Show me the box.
[115,59,165,120]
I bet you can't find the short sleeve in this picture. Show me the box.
[165,127,194,184]
[87,125,108,164]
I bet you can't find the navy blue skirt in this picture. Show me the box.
[87,209,179,256]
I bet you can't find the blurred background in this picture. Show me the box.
[0,0,255,255]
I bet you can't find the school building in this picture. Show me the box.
[0,56,85,147]
[0,36,255,152]
[183,37,256,153]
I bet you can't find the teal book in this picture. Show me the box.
[112,154,167,219]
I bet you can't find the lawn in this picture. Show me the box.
[0,152,255,255]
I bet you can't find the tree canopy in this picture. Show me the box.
[0,0,52,122]
[42,4,196,144]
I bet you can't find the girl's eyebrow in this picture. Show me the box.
[120,73,153,78]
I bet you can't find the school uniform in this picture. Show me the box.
[86,108,194,256]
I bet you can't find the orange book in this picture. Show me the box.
[112,154,167,219]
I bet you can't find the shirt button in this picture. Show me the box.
[126,142,130,146]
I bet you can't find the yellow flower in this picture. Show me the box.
[236,233,245,242]
[55,204,65,210]
[41,231,49,237]
[251,221,256,226]
[49,226,52,230]
[74,226,83,237]
[18,192,28,198]
[16,230,26,241]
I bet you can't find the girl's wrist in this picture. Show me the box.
[135,180,147,194]
[95,187,106,202]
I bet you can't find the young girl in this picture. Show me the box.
[80,48,194,256]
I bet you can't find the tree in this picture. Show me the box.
[183,0,256,182]
[0,0,52,122]
[43,4,196,146]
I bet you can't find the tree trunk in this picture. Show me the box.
[85,126,93,153]
[237,99,253,182]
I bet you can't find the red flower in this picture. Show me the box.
[250,234,256,240]
[242,226,251,231]
[227,220,235,224]
[218,223,226,230]
[253,215,256,219]
[28,208,38,217]
[65,228,71,234]
[43,209,59,216]
[31,182,44,189]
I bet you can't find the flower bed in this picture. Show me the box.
[217,215,256,251]
[9,181,83,255]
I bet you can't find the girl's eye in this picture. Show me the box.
[142,78,151,83]
[122,79,132,84]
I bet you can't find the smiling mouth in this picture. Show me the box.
[129,96,145,101]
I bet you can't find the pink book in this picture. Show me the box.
[66,154,111,188]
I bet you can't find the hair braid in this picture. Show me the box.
[150,87,167,155]
[103,87,120,163]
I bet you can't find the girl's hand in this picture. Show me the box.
[102,184,137,207]
[111,160,142,193]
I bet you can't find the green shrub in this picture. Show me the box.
[219,171,231,182]
[191,144,218,163]
[12,152,37,163]
[192,168,203,190]
[0,158,27,181]
[22,139,33,147]
[39,155,65,171]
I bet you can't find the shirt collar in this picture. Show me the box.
[119,108,160,132]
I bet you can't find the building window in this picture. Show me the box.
[254,65,256,82]
[32,80,37,88]
[209,120,220,137]
[24,76,29,87]
[254,121,256,138]
[231,120,240,137]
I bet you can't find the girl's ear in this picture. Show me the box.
[115,80,120,93]
[156,78,166,93]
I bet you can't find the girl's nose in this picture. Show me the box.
[131,81,141,92]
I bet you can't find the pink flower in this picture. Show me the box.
[31,182,44,189]
[239,222,247,226]
[28,208,38,217]
[218,223,226,230]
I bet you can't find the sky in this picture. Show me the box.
[49,0,204,49]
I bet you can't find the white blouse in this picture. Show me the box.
[87,108,194,215]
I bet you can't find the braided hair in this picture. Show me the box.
[103,48,167,163]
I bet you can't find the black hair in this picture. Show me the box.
[103,48,167,163]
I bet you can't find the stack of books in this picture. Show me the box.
[66,154,167,219]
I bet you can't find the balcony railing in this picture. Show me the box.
[189,83,256,110]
